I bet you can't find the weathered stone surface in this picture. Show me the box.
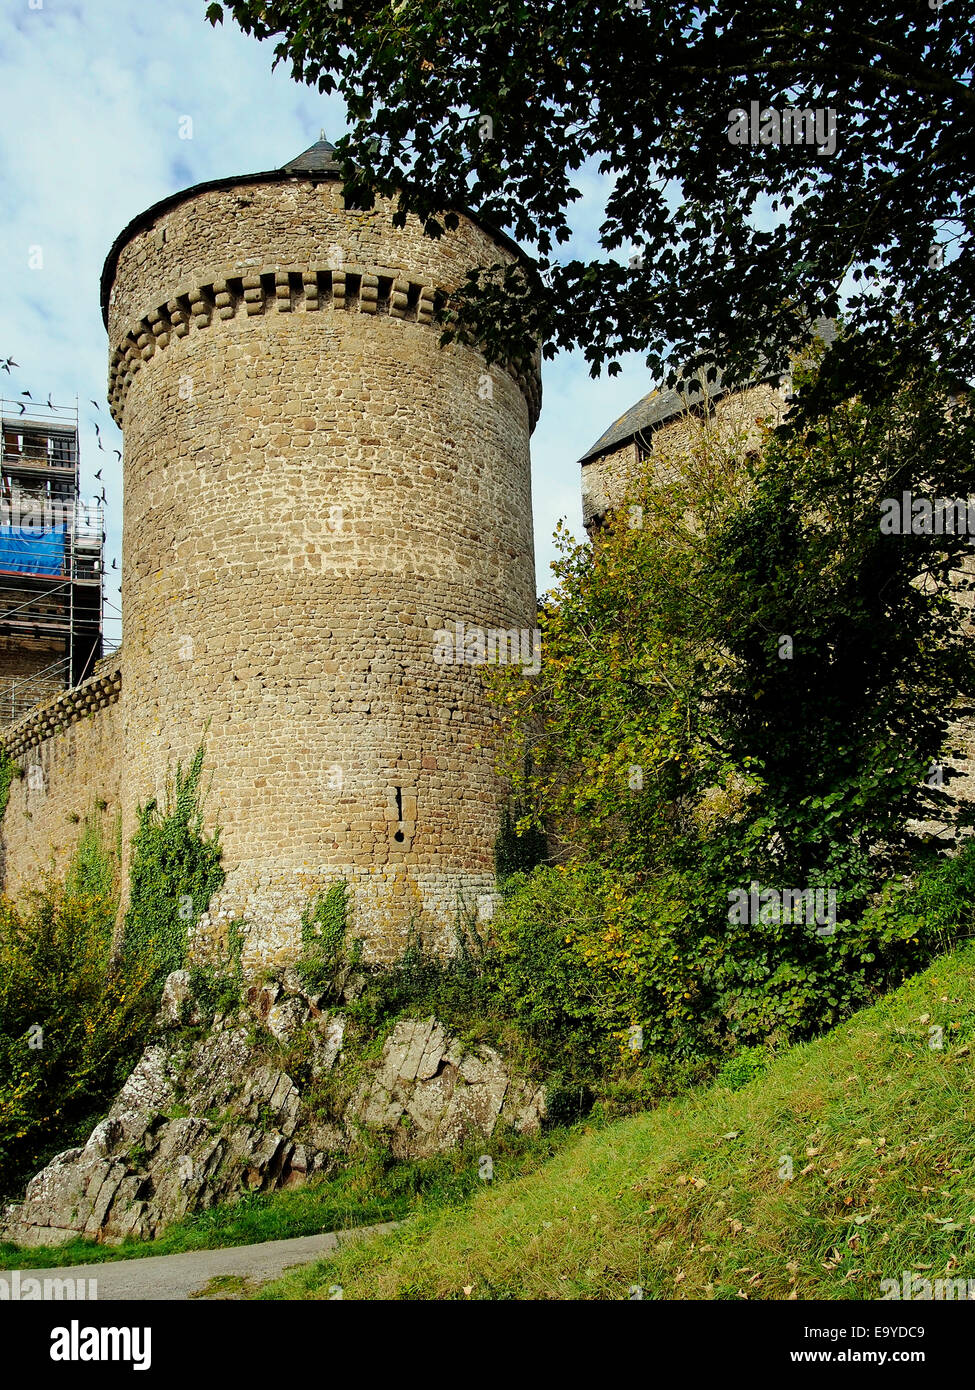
[349,1018,545,1160]
[0,974,544,1248]
[157,970,199,1028]
[265,996,307,1043]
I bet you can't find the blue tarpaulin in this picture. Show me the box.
[0,525,66,576]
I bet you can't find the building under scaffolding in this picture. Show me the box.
[0,400,103,722]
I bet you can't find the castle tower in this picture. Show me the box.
[101,137,540,968]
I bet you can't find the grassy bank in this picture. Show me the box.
[256,941,975,1300]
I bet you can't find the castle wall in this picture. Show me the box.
[581,443,638,532]
[106,177,539,969]
[0,657,122,900]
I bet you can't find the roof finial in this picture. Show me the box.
[320,128,326,141]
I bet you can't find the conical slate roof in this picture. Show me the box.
[282,133,343,176]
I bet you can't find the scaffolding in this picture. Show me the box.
[0,398,104,723]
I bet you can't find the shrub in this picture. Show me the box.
[188,918,246,1025]
[346,912,494,1039]
[0,826,155,1198]
[715,1045,771,1091]
[492,841,975,1083]
[494,802,547,882]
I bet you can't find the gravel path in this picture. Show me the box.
[4,1222,397,1300]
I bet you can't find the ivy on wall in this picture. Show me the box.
[0,746,22,823]
[123,743,225,995]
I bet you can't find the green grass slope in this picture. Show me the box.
[259,942,975,1300]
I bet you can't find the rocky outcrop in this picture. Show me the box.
[1,974,545,1248]
[353,1018,546,1159]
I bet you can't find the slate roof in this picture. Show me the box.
[579,364,788,464]
[581,366,736,464]
[281,134,343,176]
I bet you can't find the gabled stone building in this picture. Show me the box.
[580,367,788,536]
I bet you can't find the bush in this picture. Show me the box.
[345,911,495,1042]
[492,842,975,1083]
[188,918,246,1026]
[714,1045,771,1091]
[0,825,156,1198]
[494,802,547,882]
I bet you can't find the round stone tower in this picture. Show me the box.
[101,137,539,969]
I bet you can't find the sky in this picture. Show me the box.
[0,0,663,650]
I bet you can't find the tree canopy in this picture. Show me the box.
[487,357,975,897]
[209,1,974,399]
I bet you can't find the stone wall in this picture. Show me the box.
[106,174,539,969]
[0,655,122,900]
[581,442,639,533]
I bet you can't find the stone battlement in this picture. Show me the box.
[108,261,541,429]
[0,654,122,761]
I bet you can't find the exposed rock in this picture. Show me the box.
[157,970,200,1028]
[1,974,545,1248]
[350,1019,546,1160]
[265,996,306,1043]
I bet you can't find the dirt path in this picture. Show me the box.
[5,1222,397,1300]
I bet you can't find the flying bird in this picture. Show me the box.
[92,422,100,436]
[97,439,105,451]
[94,469,102,480]
[46,395,54,409]
[89,400,100,411]
[1,358,18,374]
[15,401,25,415]
[21,390,31,400]
[111,558,118,570]
[99,489,107,502]
[112,449,121,460]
